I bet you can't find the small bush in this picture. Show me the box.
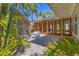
[44,36,79,56]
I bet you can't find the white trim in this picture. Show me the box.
[72,32,79,40]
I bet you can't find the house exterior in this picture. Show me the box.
[33,3,79,40]
[33,17,71,36]
[72,4,79,40]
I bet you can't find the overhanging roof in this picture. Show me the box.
[49,3,76,18]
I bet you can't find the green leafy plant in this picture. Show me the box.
[17,36,30,47]
[0,39,18,56]
[44,36,79,56]
[0,48,11,56]
[0,3,38,56]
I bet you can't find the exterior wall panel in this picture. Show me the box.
[72,4,79,39]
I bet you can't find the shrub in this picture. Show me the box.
[44,36,79,56]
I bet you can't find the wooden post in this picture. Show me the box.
[33,23,36,31]
[33,24,35,31]
[70,18,71,36]
[53,20,55,35]
[42,21,43,34]
[61,19,63,36]
[47,21,48,34]
[38,21,40,31]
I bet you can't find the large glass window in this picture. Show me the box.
[35,23,38,31]
[75,24,77,34]
[39,22,42,32]
[43,22,47,32]
[64,20,70,33]
[49,24,52,32]
[64,20,70,34]
[55,23,60,33]
[74,16,77,35]
[56,24,60,32]
[64,24,69,31]
[48,22,53,32]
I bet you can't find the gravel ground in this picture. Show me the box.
[16,34,60,56]
[16,43,47,56]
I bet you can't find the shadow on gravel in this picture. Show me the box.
[30,35,60,46]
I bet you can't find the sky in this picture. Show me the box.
[18,3,54,21]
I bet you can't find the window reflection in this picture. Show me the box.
[39,22,42,32]
[48,21,53,32]
[64,20,70,34]
[35,23,38,31]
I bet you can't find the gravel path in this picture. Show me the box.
[16,34,60,56]
[16,42,47,56]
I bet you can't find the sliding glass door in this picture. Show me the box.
[55,20,61,34]
[39,22,42,32]
[35,22,38,31]
[63,19,71,35]
[43,22,47,33]
[48,21,53,34]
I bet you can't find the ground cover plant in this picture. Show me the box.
[44,36,79,56]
